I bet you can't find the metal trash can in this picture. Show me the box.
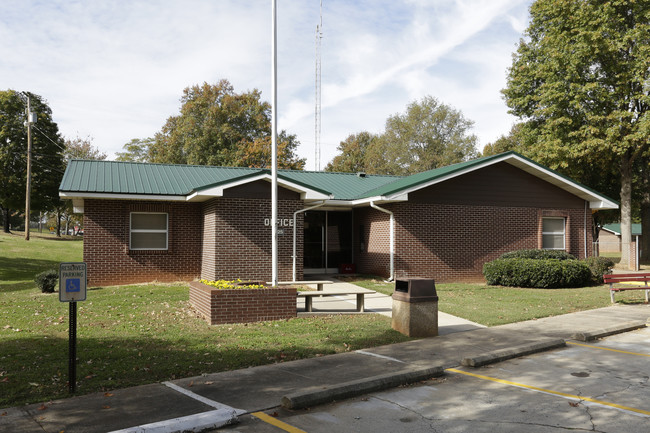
[391,278,438,337]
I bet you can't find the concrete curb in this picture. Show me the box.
[570,320,647,342]
[461,339,566,368]
[107,408,238,433]
[281,365,444,409]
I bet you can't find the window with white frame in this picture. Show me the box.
[130,212,168,250]
[542,217,565,250]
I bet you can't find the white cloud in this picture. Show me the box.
[1,0,532,170]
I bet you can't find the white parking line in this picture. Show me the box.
[355,350,406,363]
[163,381,246,414]
[106,382,245,433]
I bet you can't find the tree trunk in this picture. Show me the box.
[1,206,9,233]
[619,153,633,269]
[641,165,650,265]
[56,209,62,237]
[592,212,601,257]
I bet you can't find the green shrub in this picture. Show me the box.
[483,258,592,288]
[34,269,58,293]
[499,249,577,261]
[583,256,615,284]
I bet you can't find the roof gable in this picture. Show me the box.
[358,152,618,210]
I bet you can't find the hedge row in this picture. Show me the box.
[498,249,576,261]
[483,258,593,288]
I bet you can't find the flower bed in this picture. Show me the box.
[189,280,297,325]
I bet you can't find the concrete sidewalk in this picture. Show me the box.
[295,277,486,335]
[1,303,648,433]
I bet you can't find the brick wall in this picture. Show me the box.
[201,197,303,282]
[189,281,297,325]
[355,203,593,283]
[83,200,202,286]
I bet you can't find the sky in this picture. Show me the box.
[1,0,533,171]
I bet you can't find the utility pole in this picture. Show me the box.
[24,95,35,241]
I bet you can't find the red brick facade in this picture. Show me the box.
[200,196,303,282]
[189,281,296,325]
[353,164,594,283]
[83,184,304,286]
[83,200,203,286]
[354,203,593,283]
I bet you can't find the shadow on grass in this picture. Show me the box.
[0,257,65,292]
[0,323,407,408]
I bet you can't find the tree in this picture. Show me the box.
[230,131,305,170]
[64,136,107,161]
[503,0,650,269]
[481,123,527,156]
[325,132,376,173]
[148,79,305,169]
[0,90,65,233]
[365,96,478,175]
[52,136,108,236]
[115,138,153,162]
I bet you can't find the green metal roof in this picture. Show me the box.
[279,170,400,200]
[602,223,642,236]
[61,160,265,196]
[60,159,400,200]
[59,152,617,208]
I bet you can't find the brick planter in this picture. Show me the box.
[189,281,297,325]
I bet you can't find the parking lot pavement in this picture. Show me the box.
[230,327,650,433]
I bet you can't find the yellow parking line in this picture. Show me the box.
[446,368,650,417]
[567,341,650,357]
[252,411,307,433]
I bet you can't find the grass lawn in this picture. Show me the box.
[343,275,646,326]
[0,232,411,408]
[2,231,646,408]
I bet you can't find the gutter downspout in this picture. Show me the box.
[584,201,588,259]
[293,201,326,281]
[370,201,394,281]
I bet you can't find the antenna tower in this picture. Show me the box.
[314,0,322,171]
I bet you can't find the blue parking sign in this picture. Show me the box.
[67,279,81,293]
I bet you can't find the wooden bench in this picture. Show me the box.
[604,273,650,303]
[268,280,333,291]
[297,288,376,312]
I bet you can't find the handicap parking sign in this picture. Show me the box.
[67,279,81,293]
[59,263,87,302]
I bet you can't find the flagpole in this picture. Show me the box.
[271,0,278,287]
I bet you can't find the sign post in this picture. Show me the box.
[59,262,87,394]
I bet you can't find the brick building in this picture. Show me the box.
[59,152,617,286]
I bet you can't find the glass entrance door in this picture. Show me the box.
[304,210,352,274]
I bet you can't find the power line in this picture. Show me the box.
[32,124,66,152]
[30,157,65,174]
